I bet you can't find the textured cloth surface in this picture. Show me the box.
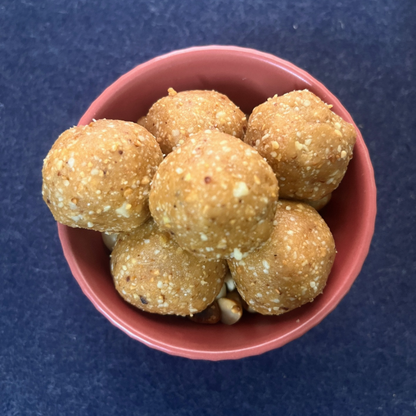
[1,1,415,415]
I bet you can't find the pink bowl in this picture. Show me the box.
[58,46,376,360]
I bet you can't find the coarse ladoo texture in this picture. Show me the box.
[138,89,247,154]
[245,90,356,201]
[42,119,163,232]
[111,219,227,316]
[228,200,336,315]
[149,130,279,260]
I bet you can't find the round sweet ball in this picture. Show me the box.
[111,219,227,316]
[139,88,247,154]
[228,200,336,315]
[245,90,356,201]
[149,130,279,260]
[42,119,163,233]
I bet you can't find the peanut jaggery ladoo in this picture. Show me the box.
[42,119,163,232]
[139,89,247,154]
[149,130,279,260]
[111,219,226,316]
[228,200,336,315]
[245,90,356,201]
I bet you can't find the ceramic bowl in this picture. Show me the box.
[58,46,377,360]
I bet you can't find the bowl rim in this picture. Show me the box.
[58,45,377,360]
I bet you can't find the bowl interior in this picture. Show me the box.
[58,46,376,360]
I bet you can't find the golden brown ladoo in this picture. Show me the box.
[228,200,336,315]
[149,130,279,260]
[42,119,163,232]
[139,89,247,154]
[245,90,356,201]
[111,219,227,316]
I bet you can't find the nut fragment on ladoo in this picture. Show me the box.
[188,301,221,324]
[102,232,118,251]
[218,297,243,325]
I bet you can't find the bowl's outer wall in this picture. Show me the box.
[58,46,377,360]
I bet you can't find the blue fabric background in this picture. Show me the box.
[1,0,415,415]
